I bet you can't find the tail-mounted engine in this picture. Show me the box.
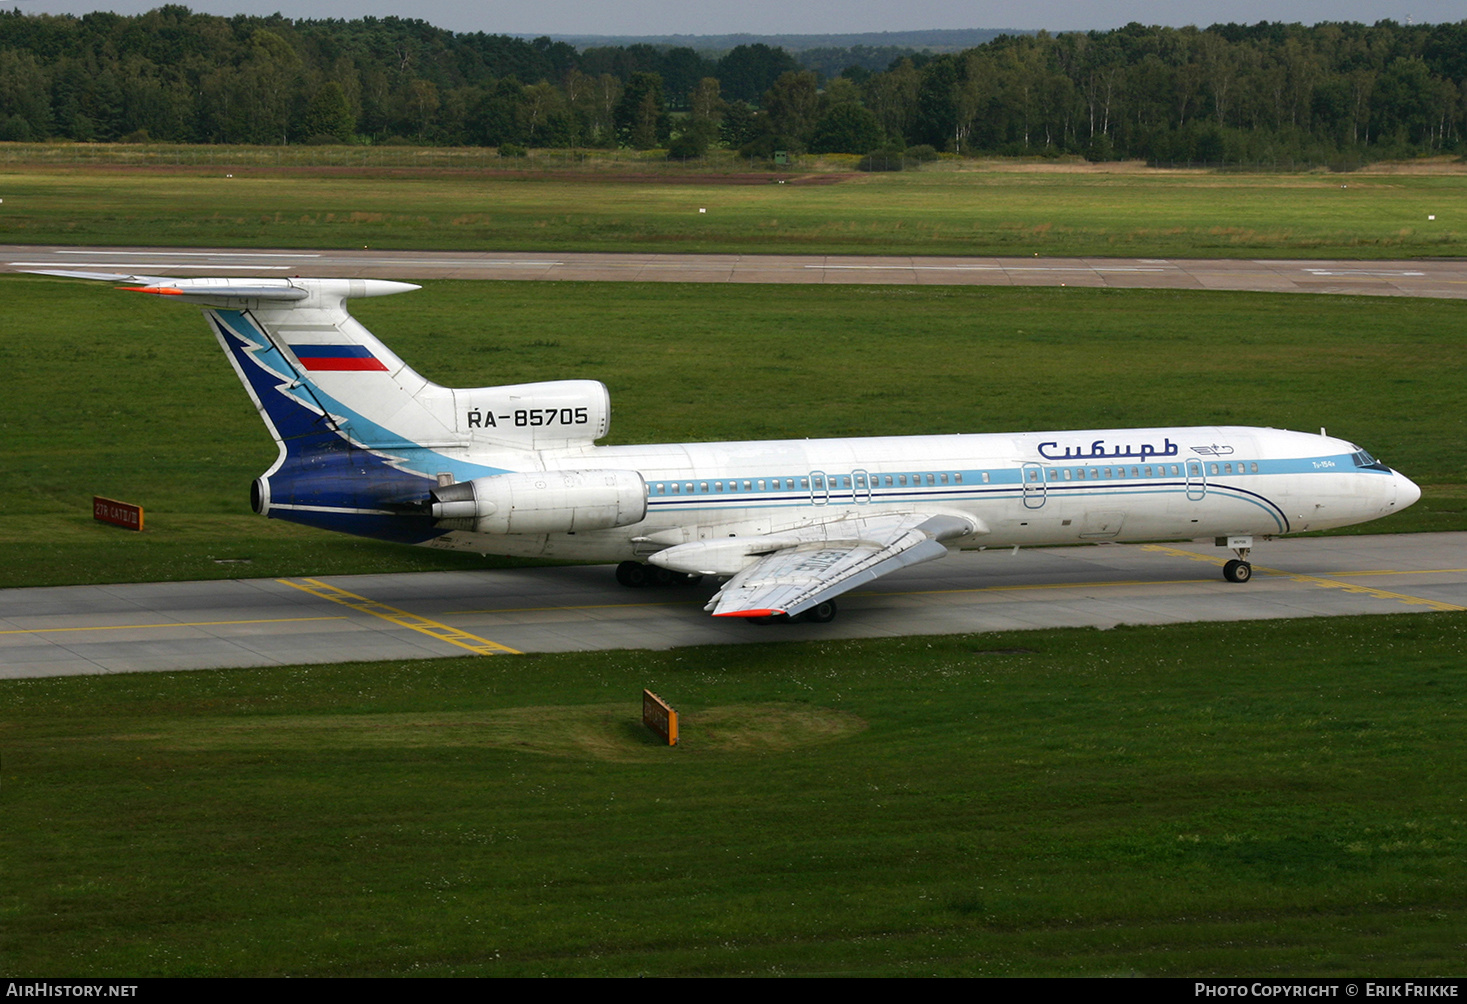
[430,470,647,534]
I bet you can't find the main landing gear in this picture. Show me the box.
[615,561,702,589]
[750,600,839,625]
[1216,535,1254,583]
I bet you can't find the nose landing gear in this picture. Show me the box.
[1223,558,1253,583]
[1217,535,1254,583]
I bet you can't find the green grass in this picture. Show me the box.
[2,274,1462,587]
[4,614,1464,975]
[2,162,1465,257]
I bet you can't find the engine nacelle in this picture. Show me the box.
[430,469,647,534]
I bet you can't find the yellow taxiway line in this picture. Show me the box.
[279,578,520,655]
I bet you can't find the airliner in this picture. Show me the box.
[44,274,1421,623]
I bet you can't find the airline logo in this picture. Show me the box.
[289,344,388,372]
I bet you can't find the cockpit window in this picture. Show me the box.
[1351,448,1388,471]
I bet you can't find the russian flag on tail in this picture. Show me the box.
[290,344,389,372]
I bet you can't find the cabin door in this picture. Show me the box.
[1185,460,1207,501]
[809,471,830,506]
[1021,463,1047,509]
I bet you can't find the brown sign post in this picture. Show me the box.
[642,690,678,746]
[93,496,144,532]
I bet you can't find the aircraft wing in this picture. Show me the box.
[698,513,977,619]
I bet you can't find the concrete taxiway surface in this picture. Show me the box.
[2,533,1462,678]
[7,245,1467,299]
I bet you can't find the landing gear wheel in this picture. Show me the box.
[804,600,838,624]
[651,566,676,587]
[1223,559,1253,583]
[615,560,649,587]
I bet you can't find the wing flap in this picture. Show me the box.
[706,513,976,618]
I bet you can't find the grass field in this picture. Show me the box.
[2,161,1465,258]
[2,274,1461,588]
[3,613,1464,976]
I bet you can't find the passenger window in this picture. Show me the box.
[1210,464,1219,475]
[982,472,990,483]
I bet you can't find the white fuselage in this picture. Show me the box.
[415,425,1416,561]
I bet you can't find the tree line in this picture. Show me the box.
[1,7,1464,164]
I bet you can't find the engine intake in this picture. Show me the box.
[431,470,647,534]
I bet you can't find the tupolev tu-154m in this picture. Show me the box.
[42,273,1421,624]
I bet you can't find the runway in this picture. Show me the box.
[2,532,1462,678]
[6,245,1467,298]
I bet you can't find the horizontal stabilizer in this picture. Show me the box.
[24,271,420,306]
[122,283,311,302]
[24,268,174,284]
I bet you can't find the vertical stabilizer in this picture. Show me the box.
[141,278,452,541]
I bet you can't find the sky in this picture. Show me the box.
[7,0,1461,37]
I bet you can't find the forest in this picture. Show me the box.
[1,6,1464,164]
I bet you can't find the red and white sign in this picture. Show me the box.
[93,496,144,532]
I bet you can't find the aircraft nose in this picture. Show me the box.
[1394,470,1422,510]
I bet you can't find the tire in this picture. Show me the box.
[804,600,838,624]
[1223,559,1253,583]
[616,560,649,587]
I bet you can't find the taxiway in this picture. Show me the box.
[2,533,1461,677]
